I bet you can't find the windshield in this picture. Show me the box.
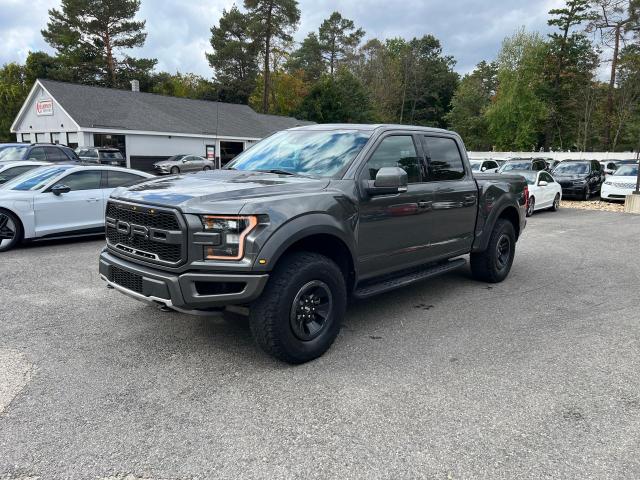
[0,146,28,161]
[4,166,71,191]
[100,151,123,159]
[500,161,531,172]
[470,161,482,171]
[226,130,372,177]
[554,162,589,175]
[614,165,638,177]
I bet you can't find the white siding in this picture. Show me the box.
[13,85,77,136]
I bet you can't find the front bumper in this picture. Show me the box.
[601,184,634,201]
[559,183,588,196]
[99,249,269,315]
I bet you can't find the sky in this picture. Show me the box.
[0,0,565,77]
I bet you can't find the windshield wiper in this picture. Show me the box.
[257,169,297,176]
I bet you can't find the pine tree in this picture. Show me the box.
[318,12,365,76]
[41,0,156,87]
[244,0,300,113]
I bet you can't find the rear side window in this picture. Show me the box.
[423,136,465,181]
[0,165,36,182]
[28,147,46,161]
[540,172,554,183]
[43,147,67,163]
[365,135,421,183]
[106,171,144,188]
[57,171,102,191]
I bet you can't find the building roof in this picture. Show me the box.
[33,79,313,139]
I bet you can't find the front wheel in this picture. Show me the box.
[249,252,347,364]
[470,219,516,283]
[170,166,180,174]
[526,197,535,217]
[583,187,590,201]
[0,209,22,252]
[550,194,560,211]
[203,166,211,171]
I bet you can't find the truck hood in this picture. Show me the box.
[111,169,330,212]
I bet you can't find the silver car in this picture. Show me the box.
[153,155,214,175]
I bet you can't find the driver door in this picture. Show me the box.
[357,133,438,279]
[34,170,105,237]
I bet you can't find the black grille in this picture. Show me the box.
[106,201,184,264]
[106,202,179,230]
[109,266,143,293]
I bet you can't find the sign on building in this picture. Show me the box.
[36,99,54,116]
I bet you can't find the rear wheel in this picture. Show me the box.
[470,219,516,283]
[203,166,211,171]
[526,197,535,217]
[249,251,346,364]
[170,166,180,174]
[0,209,22,252]
[551,194,560,211]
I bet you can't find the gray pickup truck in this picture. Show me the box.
[100,124,527,363]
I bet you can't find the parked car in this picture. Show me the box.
[498,158,549,173]
[546,159,561,171]
[100,124,528,364]
[0,143,19,154]
[0,161,50,185]
[509,170,562,216]
[601,163,639,201]
[551,159,605,200]
[600,159,638,176]
[76,147,125,166]
[153,155,214,174]
[469,159,500,173]
[0,165,153,252]
[0,143,79,163]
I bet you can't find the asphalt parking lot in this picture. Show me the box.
[1,208,640,479]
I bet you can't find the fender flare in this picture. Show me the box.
[252,213,357,272]
[473,202,522,253]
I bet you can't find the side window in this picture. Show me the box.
[1,166,35,181]
[106,171,145,188]
[423,136,465,181]
[541,172,554,183]
[365,135,420,183]
[486,161,498,170]
[44,147,67,163]
[28,147,46,161]
[592,161,600,171]
[56,171,102,191]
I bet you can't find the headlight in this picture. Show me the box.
[201,215,258,260]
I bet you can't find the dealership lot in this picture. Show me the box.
[1,209,640,479]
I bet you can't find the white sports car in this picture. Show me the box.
[601,164,638,201]
[0,165,153,252]
[505,170,562,217]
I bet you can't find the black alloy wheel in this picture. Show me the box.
[290,280,333,341]
[0,210,22,252]
[495,234,512,271]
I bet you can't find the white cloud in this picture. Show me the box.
[0,0,572,77]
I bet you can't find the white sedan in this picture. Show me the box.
[0,161,50,185]
[505,170,562,217]
[601,164,638,201]
[0,165,153,252]
[470,159,500,173]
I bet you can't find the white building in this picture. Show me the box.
[11,79,312,170]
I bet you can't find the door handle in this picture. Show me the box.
[86,198,100,202]
[463,195,477,206]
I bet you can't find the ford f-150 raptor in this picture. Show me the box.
[100,124,528,363]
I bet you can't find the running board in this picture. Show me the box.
[353,258,467,300]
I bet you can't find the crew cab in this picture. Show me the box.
[99,125,527,363]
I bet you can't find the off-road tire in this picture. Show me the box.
[249,251,347,364]
[470,219,516,283]
[0,209,23,252]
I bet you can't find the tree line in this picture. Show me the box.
[1,0,639,152]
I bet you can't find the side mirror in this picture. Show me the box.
[481,166,487,172]
[182,158,188,163]
[51,184,71,196]
[538,180,548,187]
[365,167,408,196]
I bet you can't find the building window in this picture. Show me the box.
[66,132,78,149]
[51,132,61,144]
[93,133,126,158]
[35,132,48,143]
[21,133,31,143]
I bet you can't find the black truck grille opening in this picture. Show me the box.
[109,266,143,294]
[105,201,184,264]
[106,202,179,230]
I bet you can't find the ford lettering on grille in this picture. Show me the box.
[105,201,184,265]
